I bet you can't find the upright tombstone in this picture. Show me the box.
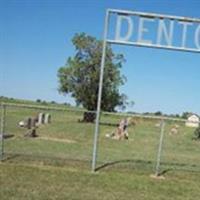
[41,113,45,124]
[106,118,130,140]
[26,117,32,129]
[44,113,51,124]
[38,113,45,125]
[19,117,38,137]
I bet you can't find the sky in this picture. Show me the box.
[0,0,200,115]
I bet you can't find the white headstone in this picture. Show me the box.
[44,113,51,124]
[38,113,45,125]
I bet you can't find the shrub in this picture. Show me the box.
[194,127,200,140]
[42,101,47,105]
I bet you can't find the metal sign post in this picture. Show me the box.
[92,8,200,172]
[92,10,110,172]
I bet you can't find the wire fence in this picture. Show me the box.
[1,102,200,175]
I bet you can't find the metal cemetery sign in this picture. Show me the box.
[92,9,200,172]
[108,9,200,53]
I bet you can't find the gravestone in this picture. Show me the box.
[38,113,45,124]
[25,128,37,137]
[44,113,51,124]
[19,117,38,137]
[106,118,130,140]
[26,117,32,129]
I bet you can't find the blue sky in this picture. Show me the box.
[0,0,200,114]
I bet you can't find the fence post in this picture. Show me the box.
[155,119,165,176]
[0,103,6,161]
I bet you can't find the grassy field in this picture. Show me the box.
[1,102,200,199]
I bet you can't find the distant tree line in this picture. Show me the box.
[127,110,193,119]
[0,96,71,107]
[35,99,71,106]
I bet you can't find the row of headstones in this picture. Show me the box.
[19,113,51,137]
[38,113,51,125]
[19,113,51,130]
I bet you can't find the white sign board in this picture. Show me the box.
[107,9,200,53]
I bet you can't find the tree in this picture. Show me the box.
[58,33,127,121]
[36,99,41,103]
[155,111,162,116]
[181,112,191,119]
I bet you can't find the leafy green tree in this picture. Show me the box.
[58,33,127,115]
[36,99,41,103]
[181,112,190,119]
[155,111,162,116]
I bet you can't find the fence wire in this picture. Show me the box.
[1,103,95,168]
[0,102,200,175]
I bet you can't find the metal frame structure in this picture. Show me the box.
[1,9,199,175]
[92,9,200,173]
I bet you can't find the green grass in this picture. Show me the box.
[1,163,200,200]
[1,102,200,199]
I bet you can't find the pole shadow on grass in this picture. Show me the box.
[95,159,200,174]
[95,159,154,172]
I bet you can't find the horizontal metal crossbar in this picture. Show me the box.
[107,39,200,53]
[108,9,200,23]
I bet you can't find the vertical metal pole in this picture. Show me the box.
[155,119,165,176]
[0,103,6,161]
[92,10,110,172]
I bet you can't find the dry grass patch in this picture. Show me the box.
[37,136,76,144]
